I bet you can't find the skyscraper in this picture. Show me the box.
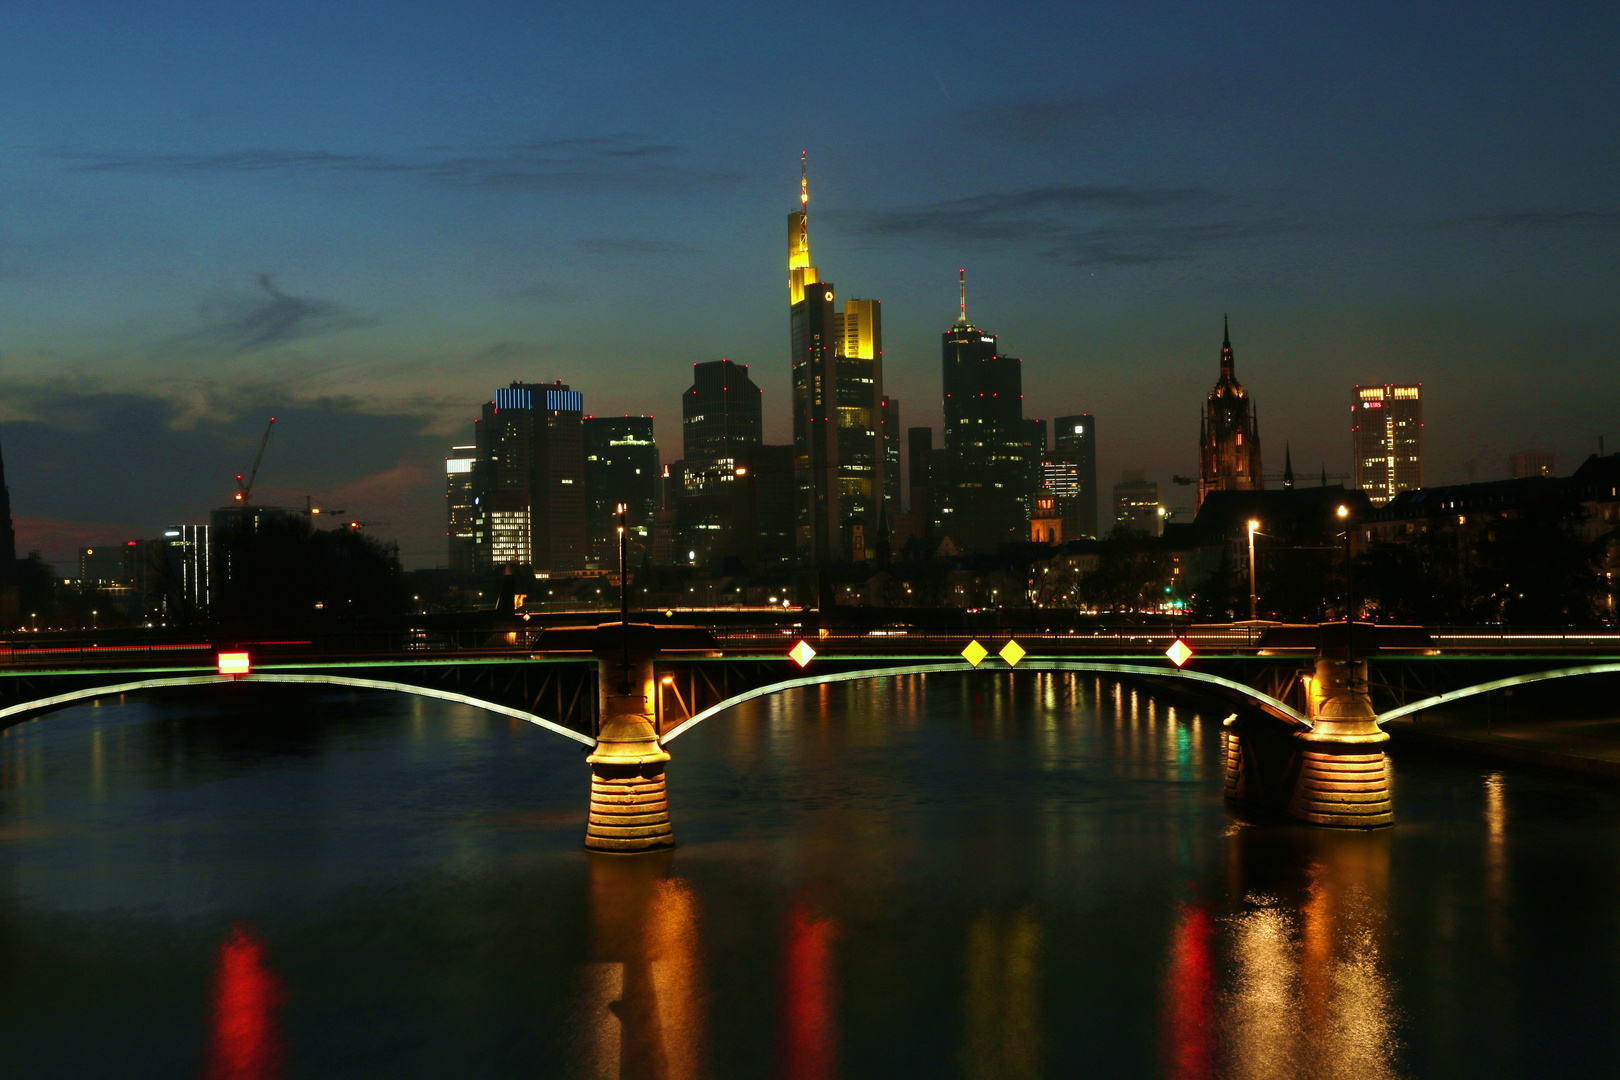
[787,156,884,562]
[908,426,935,532]
[1054,413,1099,537]
[939,270,1026,551]
[682,359,762,495]
[473,381,585,571]
[0,437,15,567]
[1198,318,1263,510]
[584,416,660,564]
[445,445,477,572]
[881,396,901,515]
[1114,471,1164,535]
[1352,384,1423,504]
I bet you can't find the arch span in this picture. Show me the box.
[1377,662,1620,725]
[658,660,1308,744]
[0,672,595,746]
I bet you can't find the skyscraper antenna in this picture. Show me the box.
[958,268,967,325]
[800,150,808,210]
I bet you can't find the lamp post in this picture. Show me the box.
[1246,519,1260,621]
[1337,503,1354,669]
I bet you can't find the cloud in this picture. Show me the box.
[571,237,695,257]
[158,275,372,359]
[48,136,729,195]
[1444,209,1620,231]
[834,184,1292,267]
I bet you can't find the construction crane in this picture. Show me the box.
[234,417,277,503]
[303,494,344,517]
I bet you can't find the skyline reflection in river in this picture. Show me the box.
[2,674,1620,1076]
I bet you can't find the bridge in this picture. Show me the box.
[3,620,1619,847]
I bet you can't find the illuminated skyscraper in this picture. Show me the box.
[881,396,901,514]
[1198,318,1263,510]
[1352,384,1423,504]
[682,359,762,495]
[473,381,585,571]
[787,156,884,562]
[939,270,1026,551]
[1054,413,1098,537]
[584,416,659,564]
[445,445,477,572]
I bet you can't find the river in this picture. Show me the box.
[2,673,1618,1078]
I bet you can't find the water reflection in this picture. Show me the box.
[1217,826,1400,1080]
[202,923,285,1080]
[961,908,1043,1080]
[780,900,838,1080]
[578,852,707,1080]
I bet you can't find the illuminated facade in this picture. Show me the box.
[881,396,901,514]
[787,156,884,562]
[163,524,210,612]
[445,445,477,572]
[682,359,761,495]
[473,381,585,571]
[1054,413,1099,538]
[1198,318,1263,510]
[583,416,659,565]
[940,270,1027,551]
[1351,383,1423,505]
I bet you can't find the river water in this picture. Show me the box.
[2,673,1618,1078]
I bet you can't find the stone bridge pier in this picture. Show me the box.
[1225,655,1393,828]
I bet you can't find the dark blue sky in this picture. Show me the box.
[2,1,1616,566]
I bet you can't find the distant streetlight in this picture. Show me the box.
[1246,519,1260,620]
[91,610,98,630]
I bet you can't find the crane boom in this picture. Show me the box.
[234,417,276,503]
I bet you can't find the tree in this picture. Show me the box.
[212,518,406,635]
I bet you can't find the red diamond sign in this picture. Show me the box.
[1165,639,1193,667]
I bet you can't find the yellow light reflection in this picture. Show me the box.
[962,909,1043,1080]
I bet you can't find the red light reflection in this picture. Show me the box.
[1162,901,1218,1080]
[203,923,285,1080]
[779,903,837,1080]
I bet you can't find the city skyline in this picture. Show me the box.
[1,3,1615,568]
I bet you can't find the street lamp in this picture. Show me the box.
[1246,519,1260,621]
[1337,503,1355,669]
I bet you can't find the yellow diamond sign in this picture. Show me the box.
[961,639,989,667]
[1165,639,1193,667]
[999,639,1026,666]
[789,639,817,668]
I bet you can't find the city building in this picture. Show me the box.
[939,270,1028,552]
[881,396,901,515]
[787,157,884,562]
[1510,450,1555,479]
[1198,318,1263,510]
[1114,471,1164,535]
[1030,494,1064,544]
[161,525,211,613]
[0,438,15,568]
[583,416,660,565]
[1352,383,1423,504]
[78,546,127,586]
[445,445,477,572]
[1053,413,1099,538]
[473,381,586,571]
[681,360,762,495]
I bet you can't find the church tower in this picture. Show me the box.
[1197,317,1263,509]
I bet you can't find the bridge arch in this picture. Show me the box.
[659,660,1309,744]
[0,672,595,746]
[1377,662,1620,725]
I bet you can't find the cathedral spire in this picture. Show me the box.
[1220,314,1234,379]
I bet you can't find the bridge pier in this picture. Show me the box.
[1223,657,1393,829]
[1287,658,1393,829]
[585,653,674,853]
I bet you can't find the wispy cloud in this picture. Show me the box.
[1444,209,1620,230]
[834,184,1293,267]
[48,136,728,194]
[571,237,695,257]
[163,275,372,358]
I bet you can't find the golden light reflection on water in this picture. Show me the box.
[1214,828,1400,1080]
[577,853,707,1080]
[961,909,1043,1080]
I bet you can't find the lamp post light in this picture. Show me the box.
[1246,519,1260,621]
[1337,503,1355,670]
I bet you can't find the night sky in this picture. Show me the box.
[2,1,1616,567]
